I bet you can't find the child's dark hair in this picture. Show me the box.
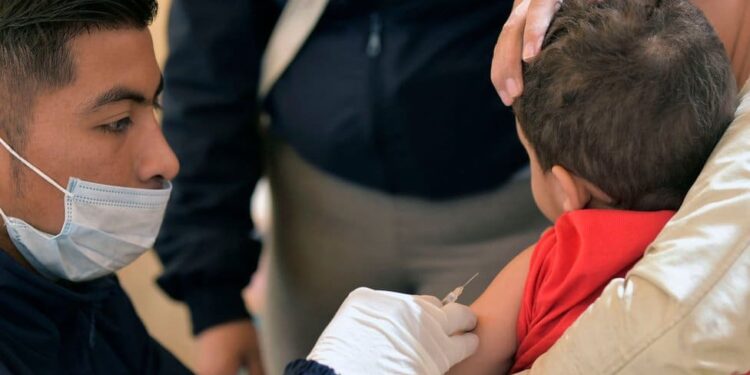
[513,0,736,211]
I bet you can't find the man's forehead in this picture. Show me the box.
[66,28,161,110]
[70,29,160,86]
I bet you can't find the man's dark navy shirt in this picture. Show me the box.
[0,249,360,374]
[0,250,190,374]
[156,0,524,333]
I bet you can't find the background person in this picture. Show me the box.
[452,0,735,372]
[156,0,547,373]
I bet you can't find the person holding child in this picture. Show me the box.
[449,0,738,373]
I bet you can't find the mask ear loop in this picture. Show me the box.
[0,137,72,225]
[0,205,10,225]
[0,137,71,196]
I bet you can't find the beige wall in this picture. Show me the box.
[117,0,197,371]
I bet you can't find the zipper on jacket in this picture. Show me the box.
[366,10,395,193]
[367,13,382,57]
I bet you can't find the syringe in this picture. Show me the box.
[441,272,479,305]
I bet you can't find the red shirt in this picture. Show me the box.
[511,209,674,373]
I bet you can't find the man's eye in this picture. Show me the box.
[153,100,163,114]
[99,117,133,134]
[154,95,163,111]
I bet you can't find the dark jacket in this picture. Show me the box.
[156,0,522,334]
[0,250,190,375]
[0,249,367,375]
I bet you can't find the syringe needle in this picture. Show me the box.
[461,272,479,288]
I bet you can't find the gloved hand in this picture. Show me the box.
[307,287,479,375]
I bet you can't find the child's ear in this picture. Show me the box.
[550,165,591,212]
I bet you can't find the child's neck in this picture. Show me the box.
[732,7,750,84]
[584,198,614,210]
[724,4,750,85]
[695,0,750,85]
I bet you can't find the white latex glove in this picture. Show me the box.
[307,287,479,375]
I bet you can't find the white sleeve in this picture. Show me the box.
[516,80,750,375]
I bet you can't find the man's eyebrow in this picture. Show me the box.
[83,75,164,113]
[85,86,147,113]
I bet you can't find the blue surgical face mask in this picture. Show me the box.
[0,137,172,282]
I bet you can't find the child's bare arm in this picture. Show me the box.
[447,243,535,375]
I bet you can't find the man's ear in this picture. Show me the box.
[550,165,591,212]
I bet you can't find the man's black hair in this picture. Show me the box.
[0,0,157,148]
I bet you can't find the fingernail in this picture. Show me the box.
[523,38,543,61]
[498,90,511,106]
[522,42,536,61]
[506,78,521,98]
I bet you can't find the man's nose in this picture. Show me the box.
[137,120,180,185]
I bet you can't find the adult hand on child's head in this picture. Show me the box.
[491,0,563,106]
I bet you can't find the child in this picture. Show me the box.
[448,0,737,373]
